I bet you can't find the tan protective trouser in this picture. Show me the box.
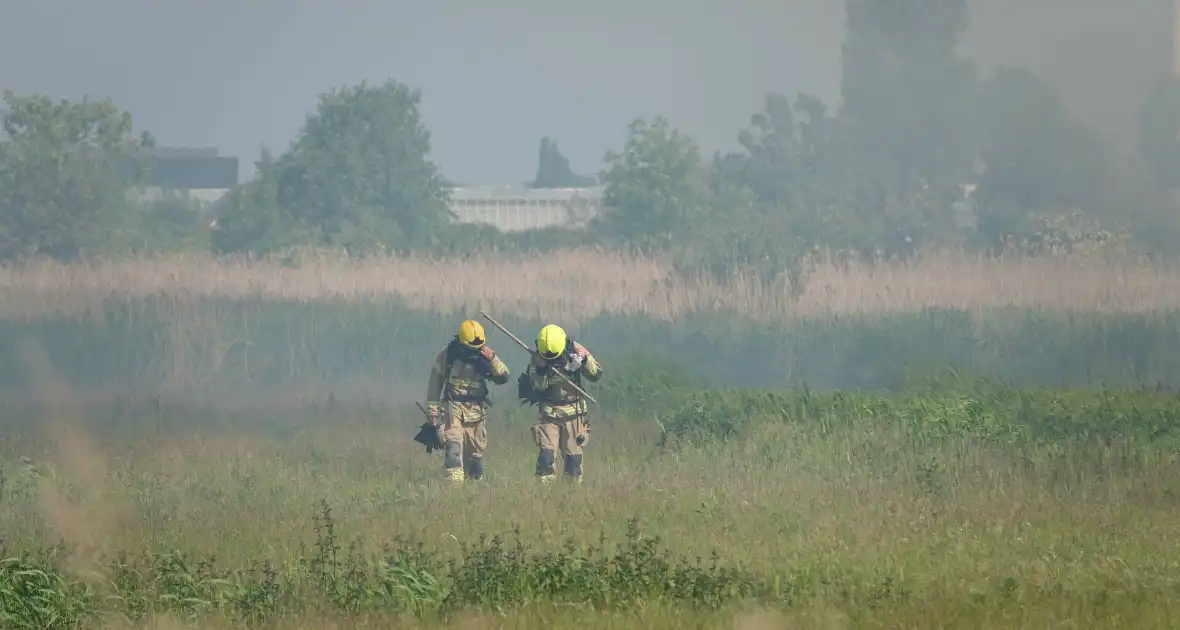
[531,416,588,457]
[436,400,489,460]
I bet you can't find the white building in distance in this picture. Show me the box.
[447,185,605,232]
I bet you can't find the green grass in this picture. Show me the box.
[2,376,1180,628]
[3,290,1180,628]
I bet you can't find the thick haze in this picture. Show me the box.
[0,0,1168,184]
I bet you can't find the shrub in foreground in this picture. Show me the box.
[0,510,760,629]
[657,379,1180,449]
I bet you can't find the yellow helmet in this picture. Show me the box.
[536,324,567,360]
[457,319,486,349]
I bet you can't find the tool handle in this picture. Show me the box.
[480,310,598,404]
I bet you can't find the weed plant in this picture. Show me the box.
[2,376,1179,628]
[2,251,1179,627]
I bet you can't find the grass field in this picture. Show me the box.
[4,380,1180,628]
[2,251,1180,628]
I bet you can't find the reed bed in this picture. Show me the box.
[0,249,1176,322]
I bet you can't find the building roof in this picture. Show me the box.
[139,146,221,158]
[448,184,605,202]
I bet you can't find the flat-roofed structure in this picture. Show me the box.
[127,147,239,207]
[448,185,605,232]
[137,146,238,190]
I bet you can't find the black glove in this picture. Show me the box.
[475,347,496,374]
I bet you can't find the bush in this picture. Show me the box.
[0,513,760,626]
[655,380,1180,450]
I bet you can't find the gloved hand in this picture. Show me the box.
[480,346,495,361]
[576,428,590,446]
[426,402,440,426]
[563,353,584,373]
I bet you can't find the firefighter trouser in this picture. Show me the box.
[531,415,589,479]
[436,401,488,479]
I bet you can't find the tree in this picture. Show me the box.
[0,91,154,262]
[213,79,451,256]
[730,92,800,205]
[532,137,595,188]
[839,0,979,201]
[707,92,891,261]
[971,68,1117,249]
[712,92,853,225]
[685,92,853,291]
[595,116,708,249]
[210,148,299,256]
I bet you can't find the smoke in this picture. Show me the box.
[15,340,131,583]
[0,0,1166,180]
[964,0,1169,151]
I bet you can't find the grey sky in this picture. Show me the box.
[0,0,1169,185]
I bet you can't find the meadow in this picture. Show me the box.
[2,250,1180,629]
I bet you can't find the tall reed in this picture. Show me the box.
[0,249,1175,322]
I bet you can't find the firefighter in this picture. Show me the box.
[519,324,602,483]
[425,319,510,485]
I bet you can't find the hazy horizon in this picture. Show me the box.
[0,0,1169,185]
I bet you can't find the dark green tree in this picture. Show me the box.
[213,79,451,256]
[532,137,595,188]
[0,91,154,262]
[839,0,979,212]
[595,116,708,250]
[730,92,800,205]
[210,148,299,256]
[684,92,848,291]
[109,193,211,256]
[712,92,853,225]
[706,92,871,262]
[971,68,1117,249]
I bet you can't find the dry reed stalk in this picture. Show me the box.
[0,249,1176,322]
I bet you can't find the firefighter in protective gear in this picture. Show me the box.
[426,319,510,485]
[521,324,602,483]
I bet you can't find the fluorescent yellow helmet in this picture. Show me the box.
[536,324,567,360]
[457,319,486,349]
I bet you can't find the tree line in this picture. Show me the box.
[2,0,1179,284]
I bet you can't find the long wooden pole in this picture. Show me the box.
[479,310,598,404]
